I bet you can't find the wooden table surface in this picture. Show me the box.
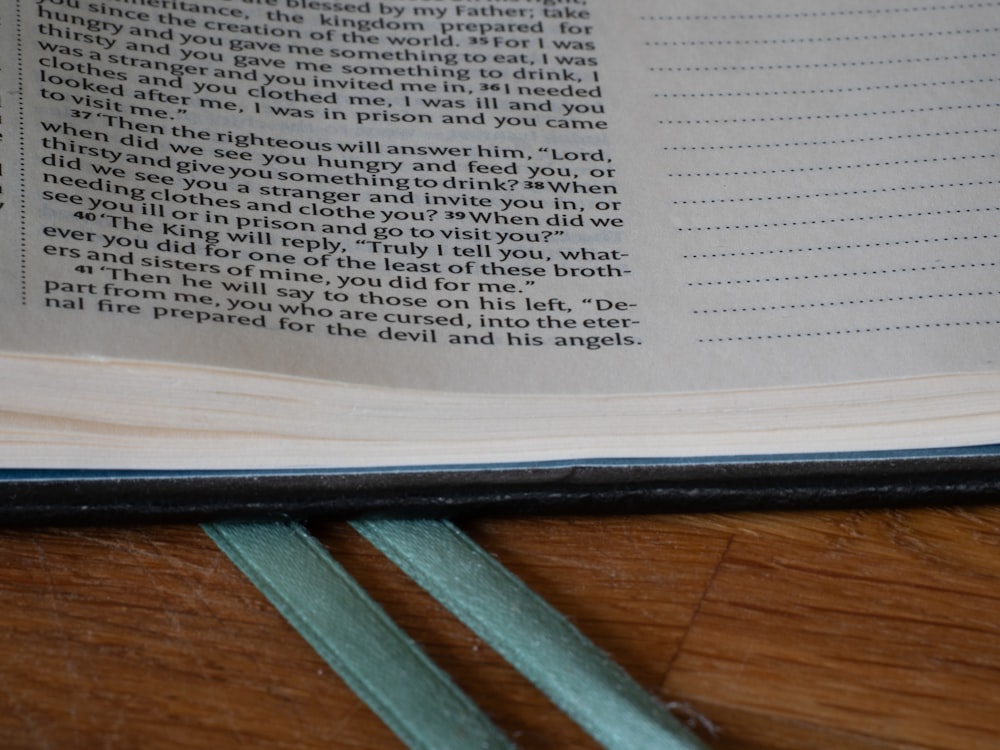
[1,503,999,749]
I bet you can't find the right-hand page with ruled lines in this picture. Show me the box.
[600,1,1000,391]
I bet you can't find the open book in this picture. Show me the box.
[2,1,999,517]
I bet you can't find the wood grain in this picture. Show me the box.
[0,505,998,749]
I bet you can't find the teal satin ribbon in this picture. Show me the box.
[204,521,514,750]
[207,519,708,750]
[355,519,707,750]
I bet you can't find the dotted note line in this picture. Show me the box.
[649,50,1000,72]
[679,206,999,232]
[644,26,1000,46]
[665,152,996,178]
[658,102,1000,125]
[655,77,1000,98]
[698,319,1000,343]
[665,128,1000,151]
[681,233,1000,259]
[687,261,998,287]
[639,3,1000,22]
[694,290,999,315]
[673,179,1000,205]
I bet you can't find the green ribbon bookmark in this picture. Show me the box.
[204,520,514,750]
[353,518,709,750]
[208,518,708,749]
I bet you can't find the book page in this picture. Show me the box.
[1,0,998,394]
